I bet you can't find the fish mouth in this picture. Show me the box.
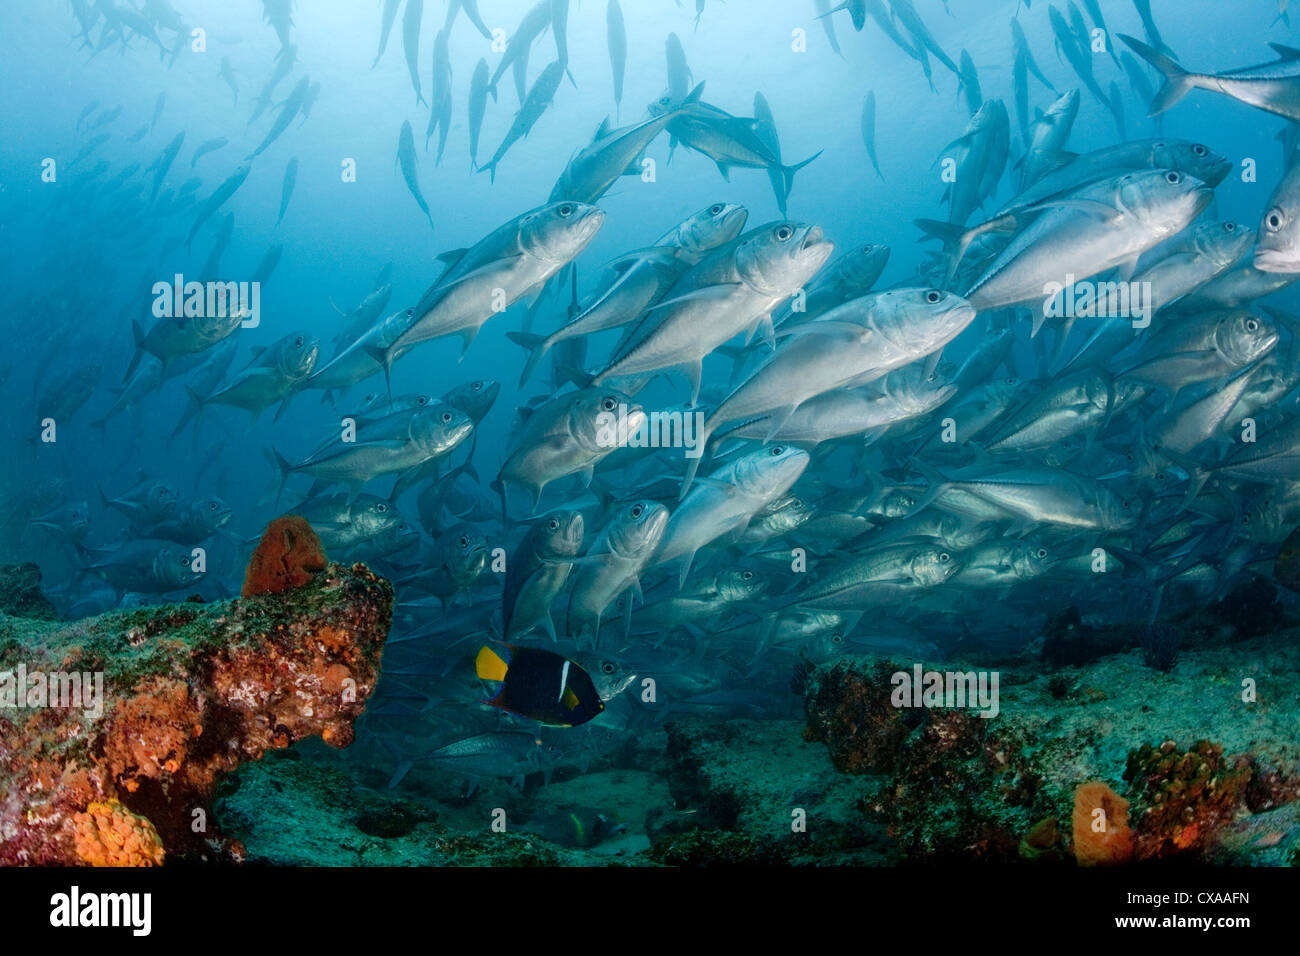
[1206,157,1233,186]
[1253,246,1300,274]
[801,225,825,252]
[622,406,648,433]
[1189,184,1215,215]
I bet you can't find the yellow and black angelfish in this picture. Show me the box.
[475,644,605,727]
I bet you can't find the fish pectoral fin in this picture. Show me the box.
[1034,197,1121,222]
[1114,254,1142,283]
[646,282,744,314]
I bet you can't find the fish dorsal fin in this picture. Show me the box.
[436,248,470,271]
[1270,42,1300,60]
[593,117,611,141]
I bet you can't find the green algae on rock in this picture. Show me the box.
[0,562,59,620]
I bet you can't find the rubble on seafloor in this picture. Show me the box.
[0,558,392,865]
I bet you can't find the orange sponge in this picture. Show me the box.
[1072,781,1134,866]
[242,515,327,597]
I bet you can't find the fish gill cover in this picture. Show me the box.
[1,0,1300,877]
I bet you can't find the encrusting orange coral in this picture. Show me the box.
[72,800,165,867]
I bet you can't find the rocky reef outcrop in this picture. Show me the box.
[799,629,1300,865]
[0,561,392,865]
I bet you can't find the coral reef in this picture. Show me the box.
[1123,740,1252,859]
[802,658,912,773]
[0,561,391,865]
[242,514,328,597]
[0,562,58,620]
[798,627,1300,865]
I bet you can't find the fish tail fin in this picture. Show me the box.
[556,365,595,389]
[680,422,713,500]
[1118,33,1194,115]
[122,322,146,383]
[914,218,967,255]
[780,150,822,204]
[172,385,205,438]
[362,343,396,402]
[386,760,414,789]
[504,331,550,387]
[491,478,509,525]
[267,446,293,503]
[474,644,509,682]
[906,457,951,517]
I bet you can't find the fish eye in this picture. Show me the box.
[658,96,670,106]
[417,395,430,405]
[1037,548,1047,559]
[1165,171,1181,184]
[832,634,844,644]
[630,504,644,519]
[770,445,785,456]
[1243,514,1252,525]
[774,225,794,241]
[558,203,574,217]
[1224,222,1236,232]
[602,397,617,411]
[376,502,388,512]
[1266,209,1284,231]
[459,536,469,547]
[1193,144,1207,156]
[208,501,218,510]
[709,203,723,215]
[939,552,950,563]
[180,555,190,566]
[548,517,559,530]
[472,381,483,390]
[294,335,304,346]
[405,308,414,316]
[926,289,942,303]
[441,410,453,423]
[602,662,615,674]
[742,570,754,580]
[1246,318,1260,332]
